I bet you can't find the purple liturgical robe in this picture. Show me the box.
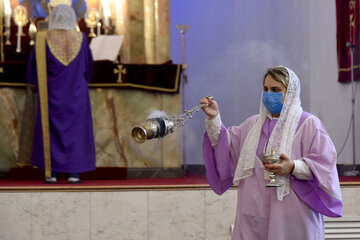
[203,111,342,240]
[27,32,96,173]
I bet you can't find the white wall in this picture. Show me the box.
[170,0,359,166]
[308,2,360,165]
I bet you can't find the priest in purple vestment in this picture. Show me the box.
[27,4,95,183]
[200,66,342,240]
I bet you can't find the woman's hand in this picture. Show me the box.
[263,153,295,176]
[200,96,219,120]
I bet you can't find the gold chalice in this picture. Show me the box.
[261,150,281,187]
[85,8,99,37]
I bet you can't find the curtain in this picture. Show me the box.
[336,0,360,83]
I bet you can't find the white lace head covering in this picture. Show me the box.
[48,4,77,30]
[233,66,303,200]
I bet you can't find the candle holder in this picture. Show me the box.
[103,16,114,35]
[13,5,28,53]
[28,21,37,46]
[4,0,12,45]
[96,21,102,36]
[4,26,11,45]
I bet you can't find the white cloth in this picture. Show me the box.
[232,66,303,200]
[205,114,222,146]
[49,4,77,30]
[293,158,312,180]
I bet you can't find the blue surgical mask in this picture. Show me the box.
[262,92,283,114]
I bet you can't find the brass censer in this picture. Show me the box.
[132,97,213,143]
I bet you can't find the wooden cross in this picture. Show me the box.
[114,64,126,83]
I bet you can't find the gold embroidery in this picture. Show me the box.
[35,32,52,179]
[113,65,126,83]
[338,64,360,72]
[46,30,82,66]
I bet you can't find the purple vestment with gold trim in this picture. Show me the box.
[27,32,96,173]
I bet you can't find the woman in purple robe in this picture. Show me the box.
[27,4,95,183]
[200,66,342,240]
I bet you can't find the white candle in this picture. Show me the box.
[104,16,109,27]
[16,25,21,53]
[97,22,101,36]
[4,0,11,27]
[5,14,10,27]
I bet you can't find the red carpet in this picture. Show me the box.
[0,175,210,192]
[0,167,358,192]
[8,166,127,180]
[0,167,210,191]
[339,176,360,183]
[0,176,208,186]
